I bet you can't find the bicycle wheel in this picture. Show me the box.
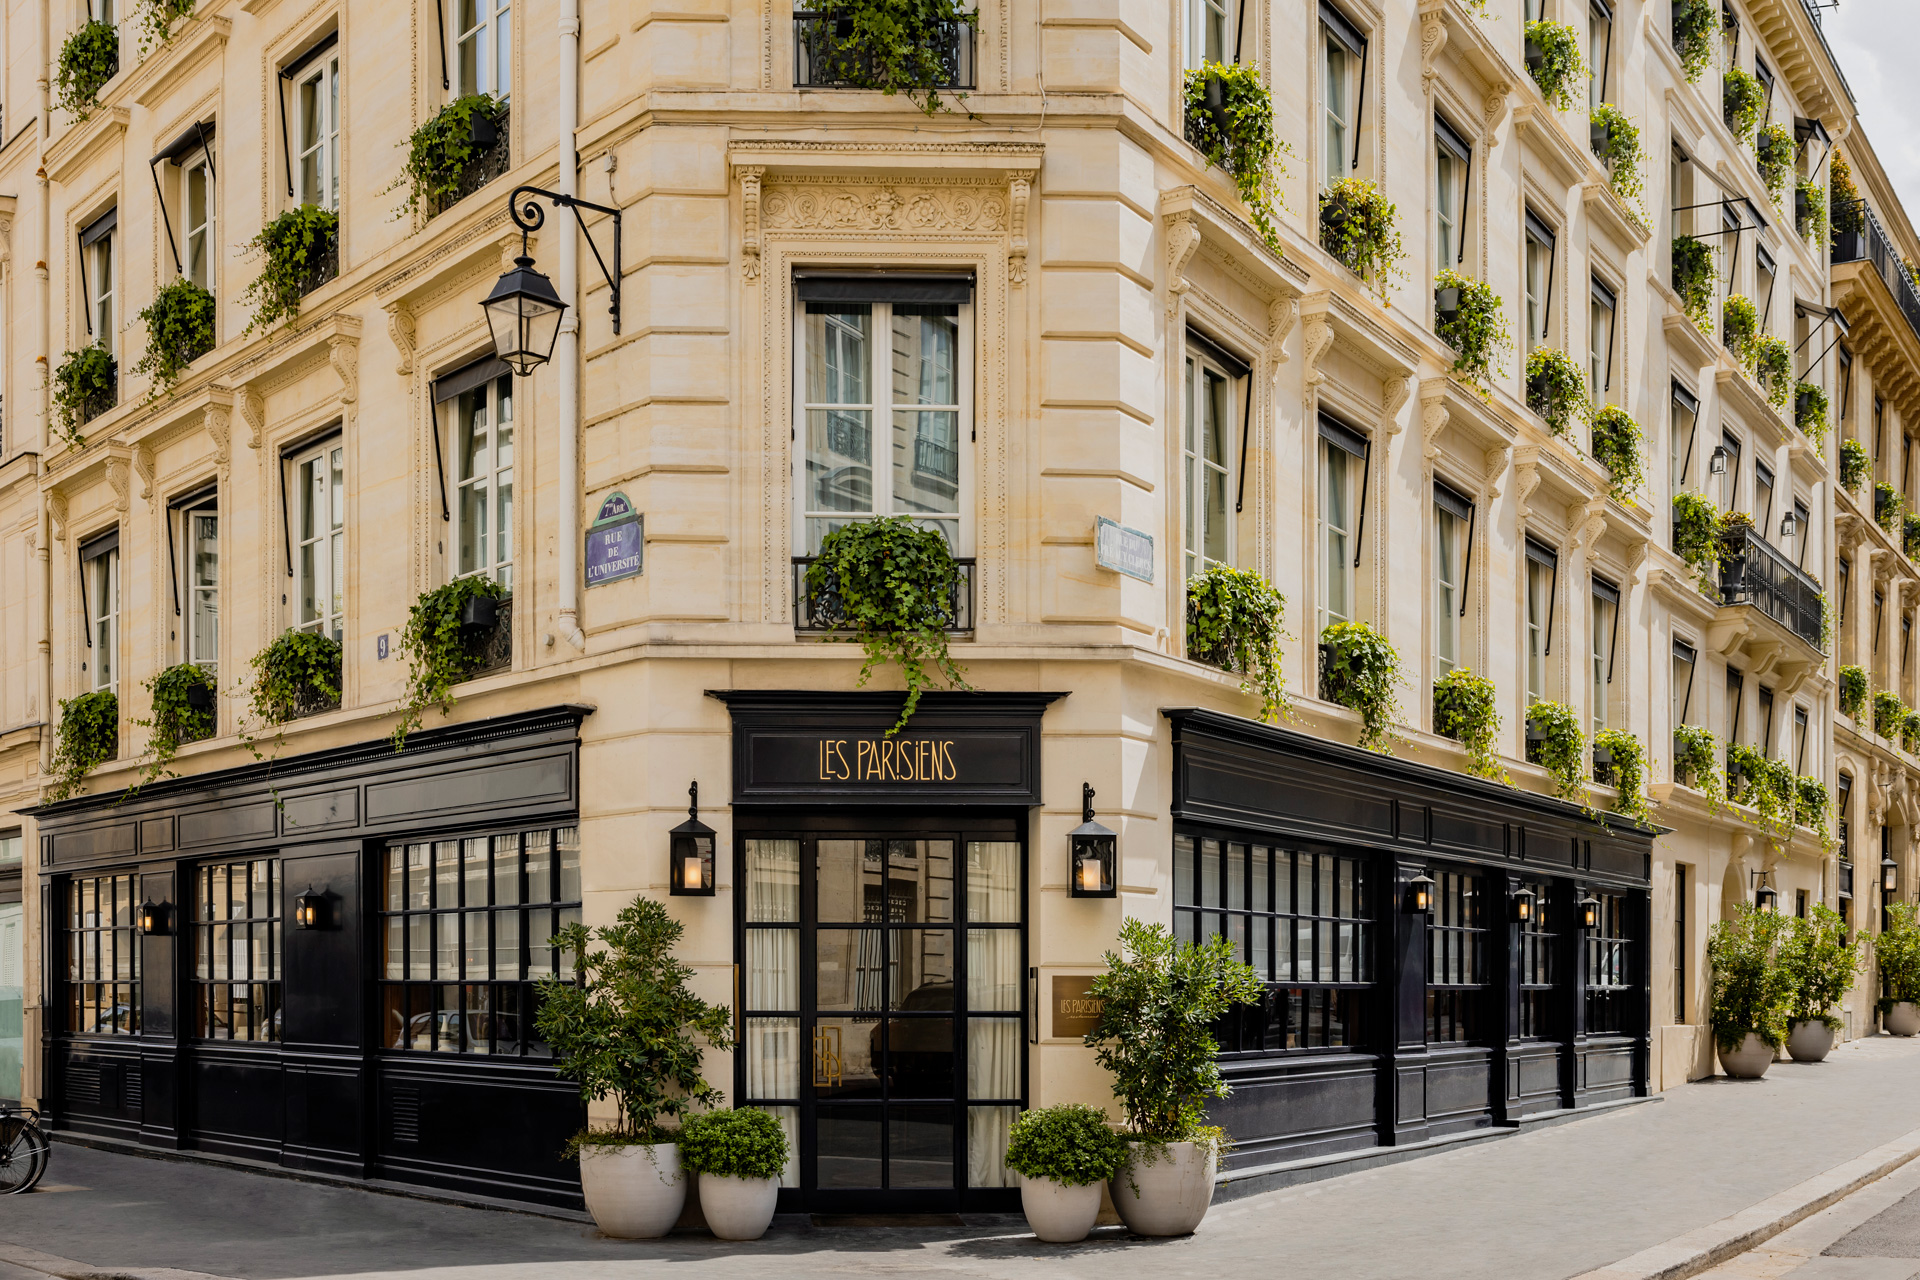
[0,1116,46,1193]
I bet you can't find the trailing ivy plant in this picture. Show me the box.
[1708,905,1789,1052]
[1524,20,1586,111]
[55,20,118,120]
[1751,333,1793,409]
[1183,63,1289,253]
[135,0,194,55]
[1723,294,1760,363]
[1874,690,1908,740]
[1319,178,1405,298]
[1590,104,1644,209]
[1794,381,1829,447]
[389,93,509,220]
[51,343,117,448]
[1672,0,1715,82]
[1755,123,1795,209]
[1832,152,1865,237]
[1906,710,1920,754]
[1433,668,1507,785]
[1794,777,1837,855]
[1877,481,1905,534]
[1526,345,1588,437]
[241,204,339,334]
[1780,904,1858,1029]
[1185,562,1292,724]
[1318,621,1406,754]
[1593,728,1650,827]
[1838,664,1869,721]
[1840,439,1870,494]
[1525,700,1586,806]
[245,629,342,727]
[1905,512,1920,561]
[1672,235,1716,333]
[1434,268,1510,397]
[807,515,971,735]
[1876,903,1920,1014]
[800,0,979,115]
[47,689,117,802]
[133,278,215,394]
[1727,741,1794,843]
[1590,405,1644,505]
[1673,723,1727,814]
[131,662,215,792]
[1797,178,1828,244]
[1673,491,1722,596]
[392,574,510,751]
[1723,67,1765,142]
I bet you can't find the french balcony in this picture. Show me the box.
[1833,198,1920,358]
[792,556,975,635]
[793,11,975,91]
[431,106,512,219]
[1715,522,1824,655]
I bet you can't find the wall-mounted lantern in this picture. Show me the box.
[1577,893,1602,931]
[1884,851,1901,895]
[670,781,717,897]
[138,897,168,936]
[1709,445,1729,475]
[1407,872,1436,915]
[1750,869,1778,913]
[1512,885,1537,925]
[294,885,327,930]
[481,185,623,374]
[1068,783,1117,898]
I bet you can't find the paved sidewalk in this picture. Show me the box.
[8,1036,1920,1280]
[1695,1135,1920,1279]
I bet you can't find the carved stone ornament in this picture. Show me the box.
[1419,1,1449,90]
[1267,295,1297,378]
[387,300,417,376]
[48,490,68,544]
[133,443,155,502]
[240,385,266,450]
[106,456,131,514]
[1513,445,1543,522]
[1483,445,1511,503]
[739,165,765,283]
[1419,377,1450,461]
[1008,170,1034,287]
[329,333,359,406]
[1382,375,1412,439]
[205,401,232,481]
[1573,495,1609,554]
[1164,209,1201,318]
[1300,292,1335,391]
[760,183,1009,234]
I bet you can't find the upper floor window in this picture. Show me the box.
[1183,336,1243,579]
[1718,430,1742,511]
[291,42,342,211]
[289,436,345,643]
[87,0,115,22]
[454,0,511,98]
[1184,0,1230,70]
[1588,0,1613,108]
[1793,499,1809,568]
[436,361,514,589]
[182,146,215,292]
[1670,382,1699,494]
[1726,665,1744,745]
[80,208,116,358]
[1672,637,1697,726]
[1435,117,1471,270]
[1588,275,1616,409]
[173,488,218,671]
[81,530,119,693]
[1757,684,1775,755]
[1755,245,1776,332]
[1318,416,1366,631]
[1754,460,1774,531]
[1524,211,1556,351]
[1434,481,1472,681]
[1321,3,1366,186]
[1793,704,1809,773]
[1526,538,1557,703]
[1591,575,1618,733]
[796,276,970,556]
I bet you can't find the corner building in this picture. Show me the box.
[0,0,1894,1213]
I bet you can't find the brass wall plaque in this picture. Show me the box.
[1052,975,1104,1039]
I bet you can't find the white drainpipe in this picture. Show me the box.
[552,0,586,650]
[35,0,53,775]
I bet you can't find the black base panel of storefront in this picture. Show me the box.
[1168,708,1656,1177]
[33,705,592,1211]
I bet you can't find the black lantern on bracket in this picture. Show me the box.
[1068,783,1117,898]
[1407,872,1436,915]
[1577,892,1602,931]
[294,885,327,930]
[1884,851,1901,895]
[1709,445,1729,475]
[1751,869,1778,913]
[670,781,717,897]
[138,897,167,936]
[481,185,623,374]
[1512,884,1537,924]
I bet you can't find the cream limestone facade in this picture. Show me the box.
[0,0,1907,1211]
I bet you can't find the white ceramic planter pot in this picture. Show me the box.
[579,1142,686,1239]
[1019,1175,1103,1243]
[1717,1031,1774,1079]
[1108,1141,1216,1238]
[1888,1001,1920,1037]
[1787,1019,1836,1063]
[698,1173,780,1241]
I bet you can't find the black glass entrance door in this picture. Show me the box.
[737,819,1024,1213]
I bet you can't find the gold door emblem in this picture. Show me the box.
[812,1025,843,1087]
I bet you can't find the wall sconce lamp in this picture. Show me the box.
[1069,783,1118,898]
[1577,893,1602,931]
[1780,512,1798,543]
[481,185,624,374]
[1709,445,1729,475]
[1884,851,1901,895]
[670,781,718,897]
[1512,885,1537,925]
[294,885,327,930]
[1750,869,1778,914]
[138,897,168,936]
[1407,872,1436,915]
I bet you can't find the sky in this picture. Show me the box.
[1819,1,1920,214]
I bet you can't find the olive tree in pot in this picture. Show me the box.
[1873,901,1920,1036]
[1084,919,1261,1237]
[535,896,734,1238]
[679,1108,790,1241]
[1707,904,1789,1078]
[1778,905,1859,1062]
[1004,1104,1127,1243]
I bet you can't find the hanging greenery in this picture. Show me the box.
[1433,268,1510,396]
[1186,562,1292,723]
[1590,104,1644,209]
[1592,728,1650,826]
[1794,778,1837,855]
[389,94,510,220]
[1905,513,1920,561]
[1182,64,1289,253]
[55,20,119,120]
[1727,742,1794,843]
[1525,700,1586,806]
[1525,345,1588,437]
[1874,690,1908,740]
[1672,0,1715,81]
[1755,123,1795,209]
[1794,381,1829,447]
[798,0,979,115]
[1751,333,1793,409]
[1906,710,1920,754]
[132,662,216,792]
[1723,294,1760,363]
[807,516,970,734]
[392,574,511,751]
[1722,68,1765,142]
[1840,439,1870,493]
[1318,621,1406,754]
[246,629,343,726]
[1672,235,1716,333]
[1432,668,1507,785]
[241,204,339,334]
[51,344,117,448]
[1831,153,1864,237]
[1839,665,1869,721]
[1524,20,1586,111]
[47,689,118,802]
[136,0,194,55]
[132,278,215,394]
[1877,481,1905,533]
[1589,404,1644,505]
[1796,178,1828,244]
[1672,723,1727,813]
[1319,178,1404,298]
[1672,491,1722,596]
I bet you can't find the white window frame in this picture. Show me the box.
[178,496,219,672]
[1433,489,1467,681]
[448,372,515,589]
[1182,345,1237,580]
[1525,541,1557,704]
[1589,275,1617,410]
[289,437,345,643]
[1588,0,1613,110]
[1591,577,1618,734]
[180,148,216,294]
[83,220,115,358]
[294,52,341,211]
[1184,0,1230,70]
[83,540,119,693]
[1670,383,1699,494]
[1524,213,1555,352]
[453,0,511,99]
[1318,421,1365,633]
[1322,17,1361,188]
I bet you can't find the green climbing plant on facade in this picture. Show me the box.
[133,279,216,393]
[55,20,118,120]
[51,344,117,447]
[132,662,216,791]
[245,629,343,728]
[1434,268,1510,396]
[1183,63,1289,253]
[1756,123,1795,209]
[1526,345,1588,436]
[1840,439,1870,493]
[1672,491,1721,596]
[1590,405,1644,505]
[392,574,511,750]
[241,204,339,333]
[1795,382,1829,447]
[1319,178,1405,298]
[1432,668,1507,784]
[1672,724,1727,813]
[1318,621,1406,753]
[1723,67,1765,142]
[1185,562,1292,723]
[798,0,979,114]
[390,93,510,220]
[1672,235,1716,333]
[1524,20,1586,111]
[1839,665,1869,721]
[1593,729,1650,826]
[47,689,117,802]
[1525,700,1586,806]
[1672,0,1715,81]
[1590,104,1644,209]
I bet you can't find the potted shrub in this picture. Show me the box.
[241,204,340,333]
[678,1108,789,1241]
[1707,904,1788,1078]
[391,574,511,750]
[1433,269,1510,397]
[1838,665,1869,722]
[1004,1104,1128,1243]
[1592,728,1649,826]
[1589,405,1644,505]
[1318,621,1406,754]
[1186,562,1290,723]
[1084,919,1261,1238]
[1795,382,1829,447]
[1523,20,1585,110]
[133,663,217,792]
[536,895,734,1238]
[1875,901,1920,1036]
[1671,235,1715,333]
[246,629,342,726]
[51,343,118,446]
[1796,178,1827,244]
[1318,178,1404,296]
[133,278,216,394]
[1590,104,1644,207]
[1672,724,1726,812]
[1779,904,1858,1062]
[1525,346,1587,437]
[1433,668,1507,784]
[54,19,117,119]
[1723,67,1764,142]
[1840,438,1870,494]
[1524,700,1585,805]
[390,93,510,219]
[1672,0,1714,82]
[807,515,971,734]
[1877,482,1906,533]
[1755,123,1794,209]
[46,689,117,802]
[1672,491,1721,596]
[1182,63,1284,252]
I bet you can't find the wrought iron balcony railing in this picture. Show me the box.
[793,556,974,633]
[1717,524,1824,651]
[793,11,975,90]
[1832,198,1920,349]
[432,107,512,218]
[298,233,340,298]
[468,595,513,678]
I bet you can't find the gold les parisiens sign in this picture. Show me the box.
[817,737,961,783]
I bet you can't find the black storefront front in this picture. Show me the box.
[35,705,591,1208]
[1168,709,1656,1183]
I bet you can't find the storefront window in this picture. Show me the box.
[67,872,141,1036]
[378,826,580,1056]
[0,898,20,1100]
[191,858,282,1041]
[1517,881,1555,1039]
[1586,891,1631,1034]
[1426,868,1486,1044]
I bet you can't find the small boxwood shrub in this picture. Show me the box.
[679,1108,791,1182]
[1004,1104,1127,1187]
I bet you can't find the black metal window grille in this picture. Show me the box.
[792,9,976,91]
[1175,835,1372,1052]
[190,858,281,1041]
[1517,880,1555,1039]
[1426,868,1486,1044]
[1675,864,1689,1024]
[67,873,140,1036]
[378,825,580,1056]
[1586,891,1631,1034]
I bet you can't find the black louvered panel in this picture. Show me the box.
[391,1088,420,1144]
[123,1065,143,1113]
[68,1064,101,1105]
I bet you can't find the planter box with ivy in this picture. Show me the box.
[247,629,343,725]
[1839,664,1869,722]
[55,19,118,119]
[1755,123,1794,209]
[1673,724,1727,811]
[1317,621,1405,754]
[1590,105,1643,209]
[1433,269,1509,397]
[1794,382,1829,447]
[1877,481,1905,534]
[392,576,512,749]
[48,689,118,802]
[134,279,215,394]
[1185,562,1290,723]
[1672,235,1715,334]
[1672,491,1720,596]
[1433,668,1506,784]
[1592,728,1650,827]
[1875,691,1909,742]
[1840,439,1870,494]
[134,663,216,790]
[1523,700,1585,806]
[1525,346,1587,437]
[1590,405,1644,505]
[1796,179,1827,244]
[52,343,117,445]
[1751,333,1792,409]
[1723,67,1764,142]
[791,1,976,114]
[1727,742,1794,840]
[1672,0,1713,82]
[393,95,511,221]
[1182,64,1284,253]
[1723,294,1759,363]
[1523,20,1585,110]
[1319,178,1403,297]
[242,205,340,334]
